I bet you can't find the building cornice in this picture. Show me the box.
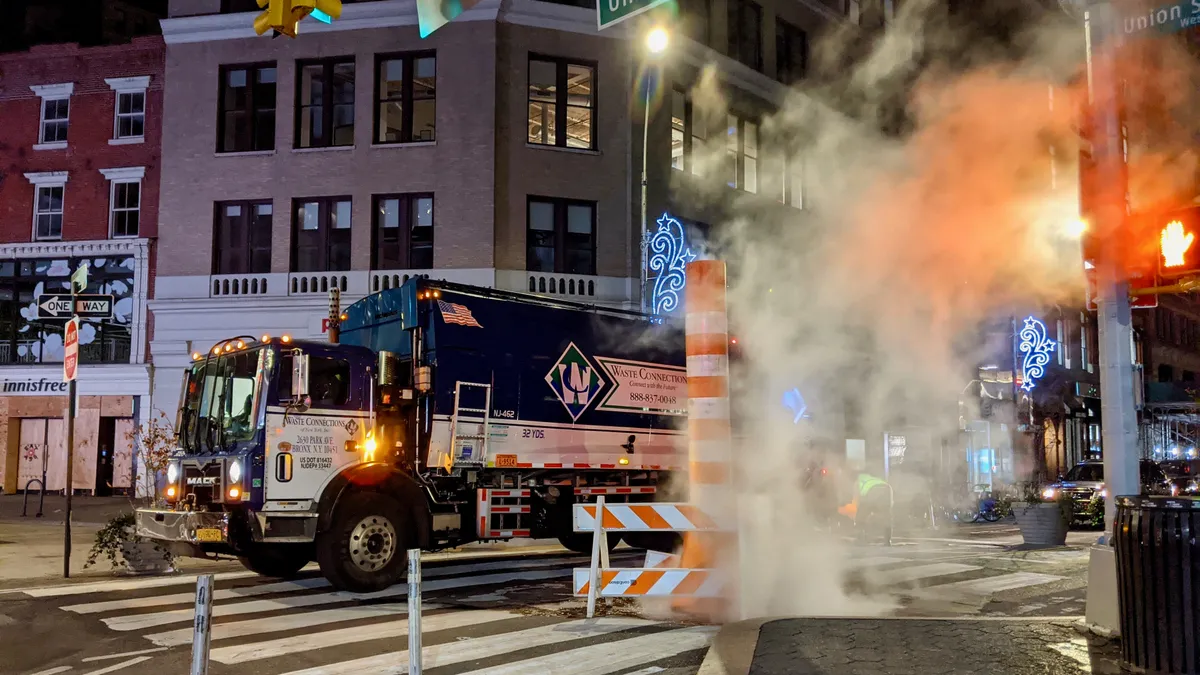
[29,82,74,98]
[0,238,150,260]
[99,166,147,182]
[105,76,152,93]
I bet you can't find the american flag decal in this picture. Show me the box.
[437,299,483,328]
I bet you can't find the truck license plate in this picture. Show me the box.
[195,528,223,543]
[495,454,518,467]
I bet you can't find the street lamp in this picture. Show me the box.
[639,27,668,312]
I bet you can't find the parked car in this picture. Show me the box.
[1041,460,1175,523]
[1158,459,1200,495]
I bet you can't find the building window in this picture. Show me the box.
[297,58,356,149]
[527,197,596,275]
[671,88,707,175]
[776,19,807,84]
[528,56,595,150]
[23,172,68,241]
[30,83,74,148]
[1056,319,1065,367]
[214,201,273,275]
[679,0,711,46]
[372,194,434,270]
[292,197,352,272]
[218,64,276,152]
[100,167,145,238]
[105,76,150,142]
[726,114,758,193]
[0,256,134,364]
[1081,312,1092,373]
[846,0,862,23]
[727,0,763,72]
[376,53,436,144]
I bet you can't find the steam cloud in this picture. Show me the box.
[663,0,1200,619]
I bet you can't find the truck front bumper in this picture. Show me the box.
[135,509,232,557]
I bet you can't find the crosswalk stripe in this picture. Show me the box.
[920,572,1065,596]
[275,617,658,675]
[63,578,329,615]
[145,603,442,647]
[101,568,571,632]
[457,625,718,675]
[22,570,266,598]
[874,563,980,585]
[64,555,597,615]
[847,556,907,568]
[210,608,518,664]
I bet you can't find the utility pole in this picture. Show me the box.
[1083,1,1140,536]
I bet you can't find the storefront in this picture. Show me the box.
[0,239,152,495]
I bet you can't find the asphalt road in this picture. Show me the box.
[0,533,1095,675]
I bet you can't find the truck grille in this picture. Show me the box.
[1061,486,1098,506]
[182,461,224,508]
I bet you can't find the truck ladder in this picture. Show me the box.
[450,381,492,467]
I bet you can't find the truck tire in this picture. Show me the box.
[237,544,311,579]
[317,492,410,593]
[558,532,620,554]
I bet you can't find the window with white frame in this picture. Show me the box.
[100,167,145,238]
[29,83,73,148]
[24,172,68,240]
[106,77,150,142]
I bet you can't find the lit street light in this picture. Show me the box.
[640,26,668,312]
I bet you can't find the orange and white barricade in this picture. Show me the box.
[572,496,728,618]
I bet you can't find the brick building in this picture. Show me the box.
[0,36,164,496]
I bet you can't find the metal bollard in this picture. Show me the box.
[191,574,214,675]
[408,549,422,675]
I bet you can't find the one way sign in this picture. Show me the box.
[37,294,114,320]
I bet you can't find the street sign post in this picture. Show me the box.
[597,0,669,30]
[61,263,87,578]
[37,294,114,320]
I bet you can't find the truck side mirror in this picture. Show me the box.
[292,353,309,401]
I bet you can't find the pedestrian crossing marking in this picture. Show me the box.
[277,617,658,675]
[460,625,718,675]
[102,568,573,632]
[210,609,518,664]
[874,563,981,585]
[918,572,1064,596]
[64,555,592,615]
[146,603,441,647]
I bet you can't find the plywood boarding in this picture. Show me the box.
[17,418,48,489]
[73,407,100,491]
[112,418,135,489]
[101,396,133,417]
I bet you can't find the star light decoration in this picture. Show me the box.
[1018,316,1056,392]
[648,213,696,314]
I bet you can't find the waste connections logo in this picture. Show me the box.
[545,342,605,421]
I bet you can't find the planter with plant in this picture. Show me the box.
[84,412,178,575]
[1011,482,1071,546]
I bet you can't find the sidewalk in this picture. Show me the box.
[699,617,1123,675]
[0,494,238,589]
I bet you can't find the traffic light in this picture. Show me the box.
[1155,206,1200,279]
[253,0,342,38]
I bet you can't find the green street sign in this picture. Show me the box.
[597,0,669,30]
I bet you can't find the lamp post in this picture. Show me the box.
[640,26,669,313]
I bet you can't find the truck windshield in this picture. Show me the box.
[179,347,265,454]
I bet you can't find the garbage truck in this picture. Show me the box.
[135,279,688,591]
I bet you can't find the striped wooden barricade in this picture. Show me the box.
[573,497,727,617]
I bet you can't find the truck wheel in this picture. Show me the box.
[237,544,311,579]
[317,492,410,593]
[558,532,620,554]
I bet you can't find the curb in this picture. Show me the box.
[696,618,776,675]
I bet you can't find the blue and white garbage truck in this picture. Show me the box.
[136,279,688,591]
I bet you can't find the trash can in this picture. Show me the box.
[1113,496,1200,675]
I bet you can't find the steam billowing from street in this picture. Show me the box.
[661,0,1200,620]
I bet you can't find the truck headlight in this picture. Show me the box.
[228,459,242,484]
[166,462,179,485]
[1042,487,1056,499]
